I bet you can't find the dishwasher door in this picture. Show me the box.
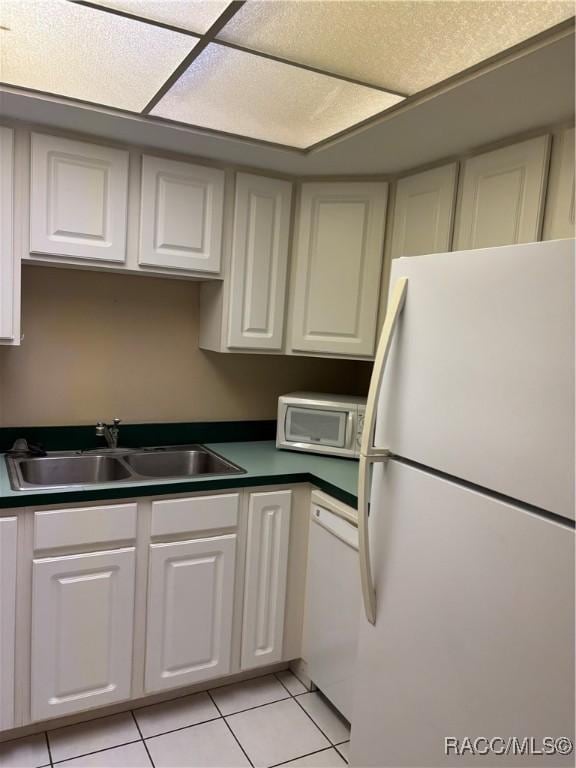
[303,502,361,722]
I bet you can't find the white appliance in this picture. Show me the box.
[351,240,575,767]
[302,491,361,722]
[276,392,366,457]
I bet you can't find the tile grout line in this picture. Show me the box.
[49,738,142,765]
[281,668,312,693]
[133,714,222,742]
[334,742,350,764]
[44,730,54,768]
[273,672,299,700]
[207,689,255,768]
[270,745,343,768]
[276,673,351,749]
[275,673,342,749]
[130,710,156,768]
[209,694,291,719]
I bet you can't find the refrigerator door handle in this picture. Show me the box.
[359,277,408,625]
[358,453,378,625]
[360,277,408,458]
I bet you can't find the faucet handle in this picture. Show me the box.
[112,418,121,426]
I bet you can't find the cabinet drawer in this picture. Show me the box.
[34,503,137,551]
[151,494,239,538]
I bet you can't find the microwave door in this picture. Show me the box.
[285,405,349,449]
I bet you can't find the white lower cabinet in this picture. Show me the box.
[145,534,236,693]
[6,486,298,732]
[0,518,17,731]
[241,491,291,670]
[30,548,136,721]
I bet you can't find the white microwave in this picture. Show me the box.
[276,392,366,458]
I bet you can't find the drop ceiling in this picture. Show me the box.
[0,0,573,152]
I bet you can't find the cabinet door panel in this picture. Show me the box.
[390,164,457,259]
[242,491,291,670]
[290,182,387,357]
[30,133,129,262]
[543,127,575,240]
[139,155,224,273]
[145,535,236,693]
[0,127,19,344]
[455,136,550,249]
[0,517,17,731]
[31,548,135,721]
[228,174,292,350]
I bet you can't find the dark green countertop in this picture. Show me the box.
[0,441,359,510]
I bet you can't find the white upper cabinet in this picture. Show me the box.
[241,490,291,670]
[30,133,129,263]
[454,135,550,250]
[145,534,236,693]
[228,174,292,350]
[0,517,17,731]
[543,126,575,240]
[30,548,136,721]
[139,155,224,274]
[290,181,388,358]
[0,126,19,345]
[390,163,458,259]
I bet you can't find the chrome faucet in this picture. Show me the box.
[95,419,122,449]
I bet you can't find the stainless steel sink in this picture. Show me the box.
[124,449,240,478]
[5,444,244,490]
[17,455,132,488]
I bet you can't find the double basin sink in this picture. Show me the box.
[6,445,244,491]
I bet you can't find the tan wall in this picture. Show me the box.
[0,266,368,427]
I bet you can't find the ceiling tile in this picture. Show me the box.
[151,44,404,148]
[0,0,198,111]
[86,0,232,34]
[218,0,575,94]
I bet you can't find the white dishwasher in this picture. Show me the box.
[302,492,361,722]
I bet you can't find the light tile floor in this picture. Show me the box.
[0,672,350,768]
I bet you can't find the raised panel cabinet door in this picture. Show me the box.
[30,548,136,722]
[0,517,17,731]
[454,135,550,250]
[0,127,19,345]
[390,163,458,259]
[139,155,224,273]
[30,133,129,262]
[543,127,575,240]
[228,173,292,350]
[145,534,236,693]
[290,182,388,357]
[241,490,291,670]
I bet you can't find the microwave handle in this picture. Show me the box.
[346,411,356,449]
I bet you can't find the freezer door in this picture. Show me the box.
[350,460,575,767]
[376,239,574,520]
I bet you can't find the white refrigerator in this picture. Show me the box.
[351,239,575,768]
